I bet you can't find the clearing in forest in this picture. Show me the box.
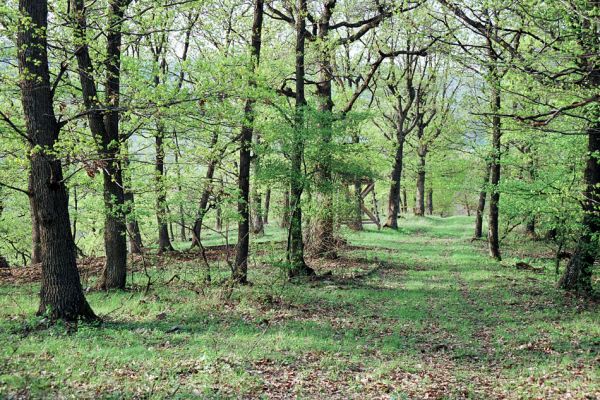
[0,216,598,399]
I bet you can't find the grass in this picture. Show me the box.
[1,216,598,399]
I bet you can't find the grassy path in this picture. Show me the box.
[0,216,598,398]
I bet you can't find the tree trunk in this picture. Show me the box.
[122,145,143,254]
[234,0,264,284]
[559,122,599,293]
[488,71,502,260]
[288,0,315,278]
[401,187,408,214]
[155,129,174,254]
[190,131,220,248]
[28,173,42,264]
[474,163,490,239]
[385,130,405,228]
[310,0,337,259]
[264,188,271,224]
[71,0,128,289]
[415,153,426,217]
[18,0,95,321]
[426,188,433,215]
[281,189,291,229]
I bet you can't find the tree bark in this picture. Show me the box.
[426,188,433,215]
[401,187,408,214]
[310,0,337,259]
[155,128,174,254]
[488,69,502,261]
[71,0,128,289]
[288,0,315,277]
[280,189,291,229]
[474,163,490,239]
[384,133,405,229]
[264,188,271,224]
[234,0,264,283]
[415,152,426,217]
[18,0,96,321]
[28,173,42,264]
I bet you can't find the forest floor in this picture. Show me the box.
[0,216,598,399]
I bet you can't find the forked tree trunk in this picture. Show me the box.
[71,0,128,289]
[18,0,95,321]
[234,0,265,283]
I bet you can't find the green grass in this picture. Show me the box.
[1,216,598,399]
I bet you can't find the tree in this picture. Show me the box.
[234,0,265,284]
[17,0,96,320]
[70,0,129,288]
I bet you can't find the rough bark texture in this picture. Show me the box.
[29,174,42,264]
[474,164,490,239]
[234,0,264,283]
[287,0,315,278]
[18,0,95,321]
[71,0,128,289]
[310,0,337,259]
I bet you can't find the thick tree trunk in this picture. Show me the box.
[474,164,490,239]
[288,0,315,278]
[234,0,264,284]
[415,153,426,217]
[71,0,128,289]
[310,0,337,259]
[385,133,405,229]
[559,123,599,293]
[426,188,433,215]
[18,0,95,321]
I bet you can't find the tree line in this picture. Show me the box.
[0,0,597,321]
